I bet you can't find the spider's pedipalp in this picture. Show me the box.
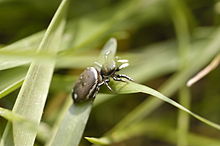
[118,63,129,70]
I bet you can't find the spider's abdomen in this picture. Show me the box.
[72,67,100,103]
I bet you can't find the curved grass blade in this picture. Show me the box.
[46,41,178,145]
[106,27,220,135]
[87,120,220,146]
[87,81,220,144]
[0,0,68,145]
[110,81,220,130]
[46,36,213,145]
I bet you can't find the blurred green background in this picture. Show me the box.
[0,0,220,145]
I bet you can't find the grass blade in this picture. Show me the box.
[87,120,220,146]
[0,32,43,70]
[0,0,68,145]
[169,0,192,145]
[0,107,24,122]
[111,81,220,130]
[48,37,118,146]
[0,0,164,71]
[0,107,51,144]
[87,81,220,145]
[49,101,92,146]
[98,38,117,65]
[0,41,176,100]
[0,67,27,99]
[106,27,220,135]
[177,87,191,146]
[45,97,72,145]
[0,107,38,131]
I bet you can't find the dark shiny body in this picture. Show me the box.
[72,67,101,103]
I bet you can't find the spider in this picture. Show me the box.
[72,39,133,104]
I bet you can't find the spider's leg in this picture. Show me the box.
[112,76,126,82]
[104,79,113,92]
[92,86,100,99]
[116,74,133,81]
[98,81,105,87]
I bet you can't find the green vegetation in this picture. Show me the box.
[0,0,220,146]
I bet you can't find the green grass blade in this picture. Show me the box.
[177,87,191,146]
[3,41,177,99]
[0,107,51,144]
[85,137,110,145]
[45,97,72,145]
[46,41,178,145]
[98,38,117,65]
[0,0,68,145]
[0,107,24,122]
[60,0,164,53]
[169,0,192,145]
[111,81,220,130]
[106,27,220,135]
[49,101,92,146]
[48,35,119,146]
[0,107,38,131]
[87,120,220,146]
[0,0,165,71]
[0,32,43,70]
[0,55,95,100]
[87,81,220,144]
[0,67,27,99]
[0,41,176,100]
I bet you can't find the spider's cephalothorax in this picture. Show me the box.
[97,57,133,92]
[72,57,133,104]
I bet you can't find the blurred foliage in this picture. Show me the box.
[0,0,220,146]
